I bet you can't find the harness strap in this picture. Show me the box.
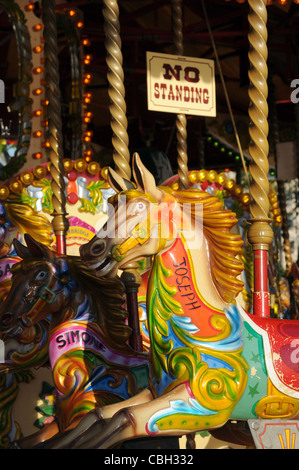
[21,273,59,327]
[111,193,176,261]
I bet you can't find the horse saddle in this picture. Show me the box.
[239,304,299,399]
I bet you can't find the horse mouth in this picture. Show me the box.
[89,256,117,276]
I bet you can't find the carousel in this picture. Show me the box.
[0,0,298,450]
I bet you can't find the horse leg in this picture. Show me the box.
[10,421,60,448]
[73,384,209,449]
[50,388,154,449]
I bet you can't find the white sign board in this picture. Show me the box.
[146,52,216,117]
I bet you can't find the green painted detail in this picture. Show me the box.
[231,321,268,419]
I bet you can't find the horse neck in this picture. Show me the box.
[150,233,227,314]
[49,290,94,333]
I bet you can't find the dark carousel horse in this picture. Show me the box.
[0,234,148,448]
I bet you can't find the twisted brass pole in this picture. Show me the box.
[42,0,69,254]
[102,0,131,181]
[171,0,188,190]
[103,0,143,352]
[247,0,273,317]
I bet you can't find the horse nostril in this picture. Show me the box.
[91,240,106,256]
[1,312,14,326]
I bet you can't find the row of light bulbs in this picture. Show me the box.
[24,3,94,163]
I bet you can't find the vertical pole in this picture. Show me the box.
[102,0,131,181]
[103,0,142,351]
[247,0,273,317]
[42,0,69,254]
[171,0,188,190]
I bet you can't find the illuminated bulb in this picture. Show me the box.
[84,93,92,104]
[33,130,43,138]
[84,54,92,65]
[41,141,50,148]
[82,38,90,46]
[33,152,43,159]
[68,9,76,16]
[83,73,92,84]
[41,99,49,106]
[33,24,43,32]
[33,45,43,53]
[41,120,48,127]
[33,88,43,95]
[32,109,43,117]
[33,66,43,74]
[25,3,34,11]
[77,22,84,29]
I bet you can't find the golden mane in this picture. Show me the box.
[5,202,53,246]
[163,187,244,304]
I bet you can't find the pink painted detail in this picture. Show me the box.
[49,321,149,370]
[68,216,96,234]
[0,257,20,283]
[185,381,196,399]
[145,422,158,436]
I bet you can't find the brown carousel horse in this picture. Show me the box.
[0,233,148,448]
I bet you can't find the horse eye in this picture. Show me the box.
[135,202,146,213]
[35,271,46,281]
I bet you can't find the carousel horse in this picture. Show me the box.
[0,202,54,447]
[43,153,299,449]
[0,234,148,448]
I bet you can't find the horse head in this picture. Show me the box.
[0,234,75,338]
[80,153,181,277]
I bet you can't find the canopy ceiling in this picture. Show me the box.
[1,0,299,175]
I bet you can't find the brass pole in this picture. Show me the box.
[103,0,143,352]
[102,0,131,180]
[42,0,69,254]
[171,0,188,190]
[247,0,273,317]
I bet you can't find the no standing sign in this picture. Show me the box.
[146,52,216,117]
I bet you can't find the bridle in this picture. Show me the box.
[21,260,69,327]
[110,192,176,262]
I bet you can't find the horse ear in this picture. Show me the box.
[107,167,135,193]
[14,234,55,260]
[13,238,33,260]
[132,153,163,201]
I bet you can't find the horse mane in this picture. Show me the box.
[163,187,245,304]
[5,202,53,246]
[67,257,132,349]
